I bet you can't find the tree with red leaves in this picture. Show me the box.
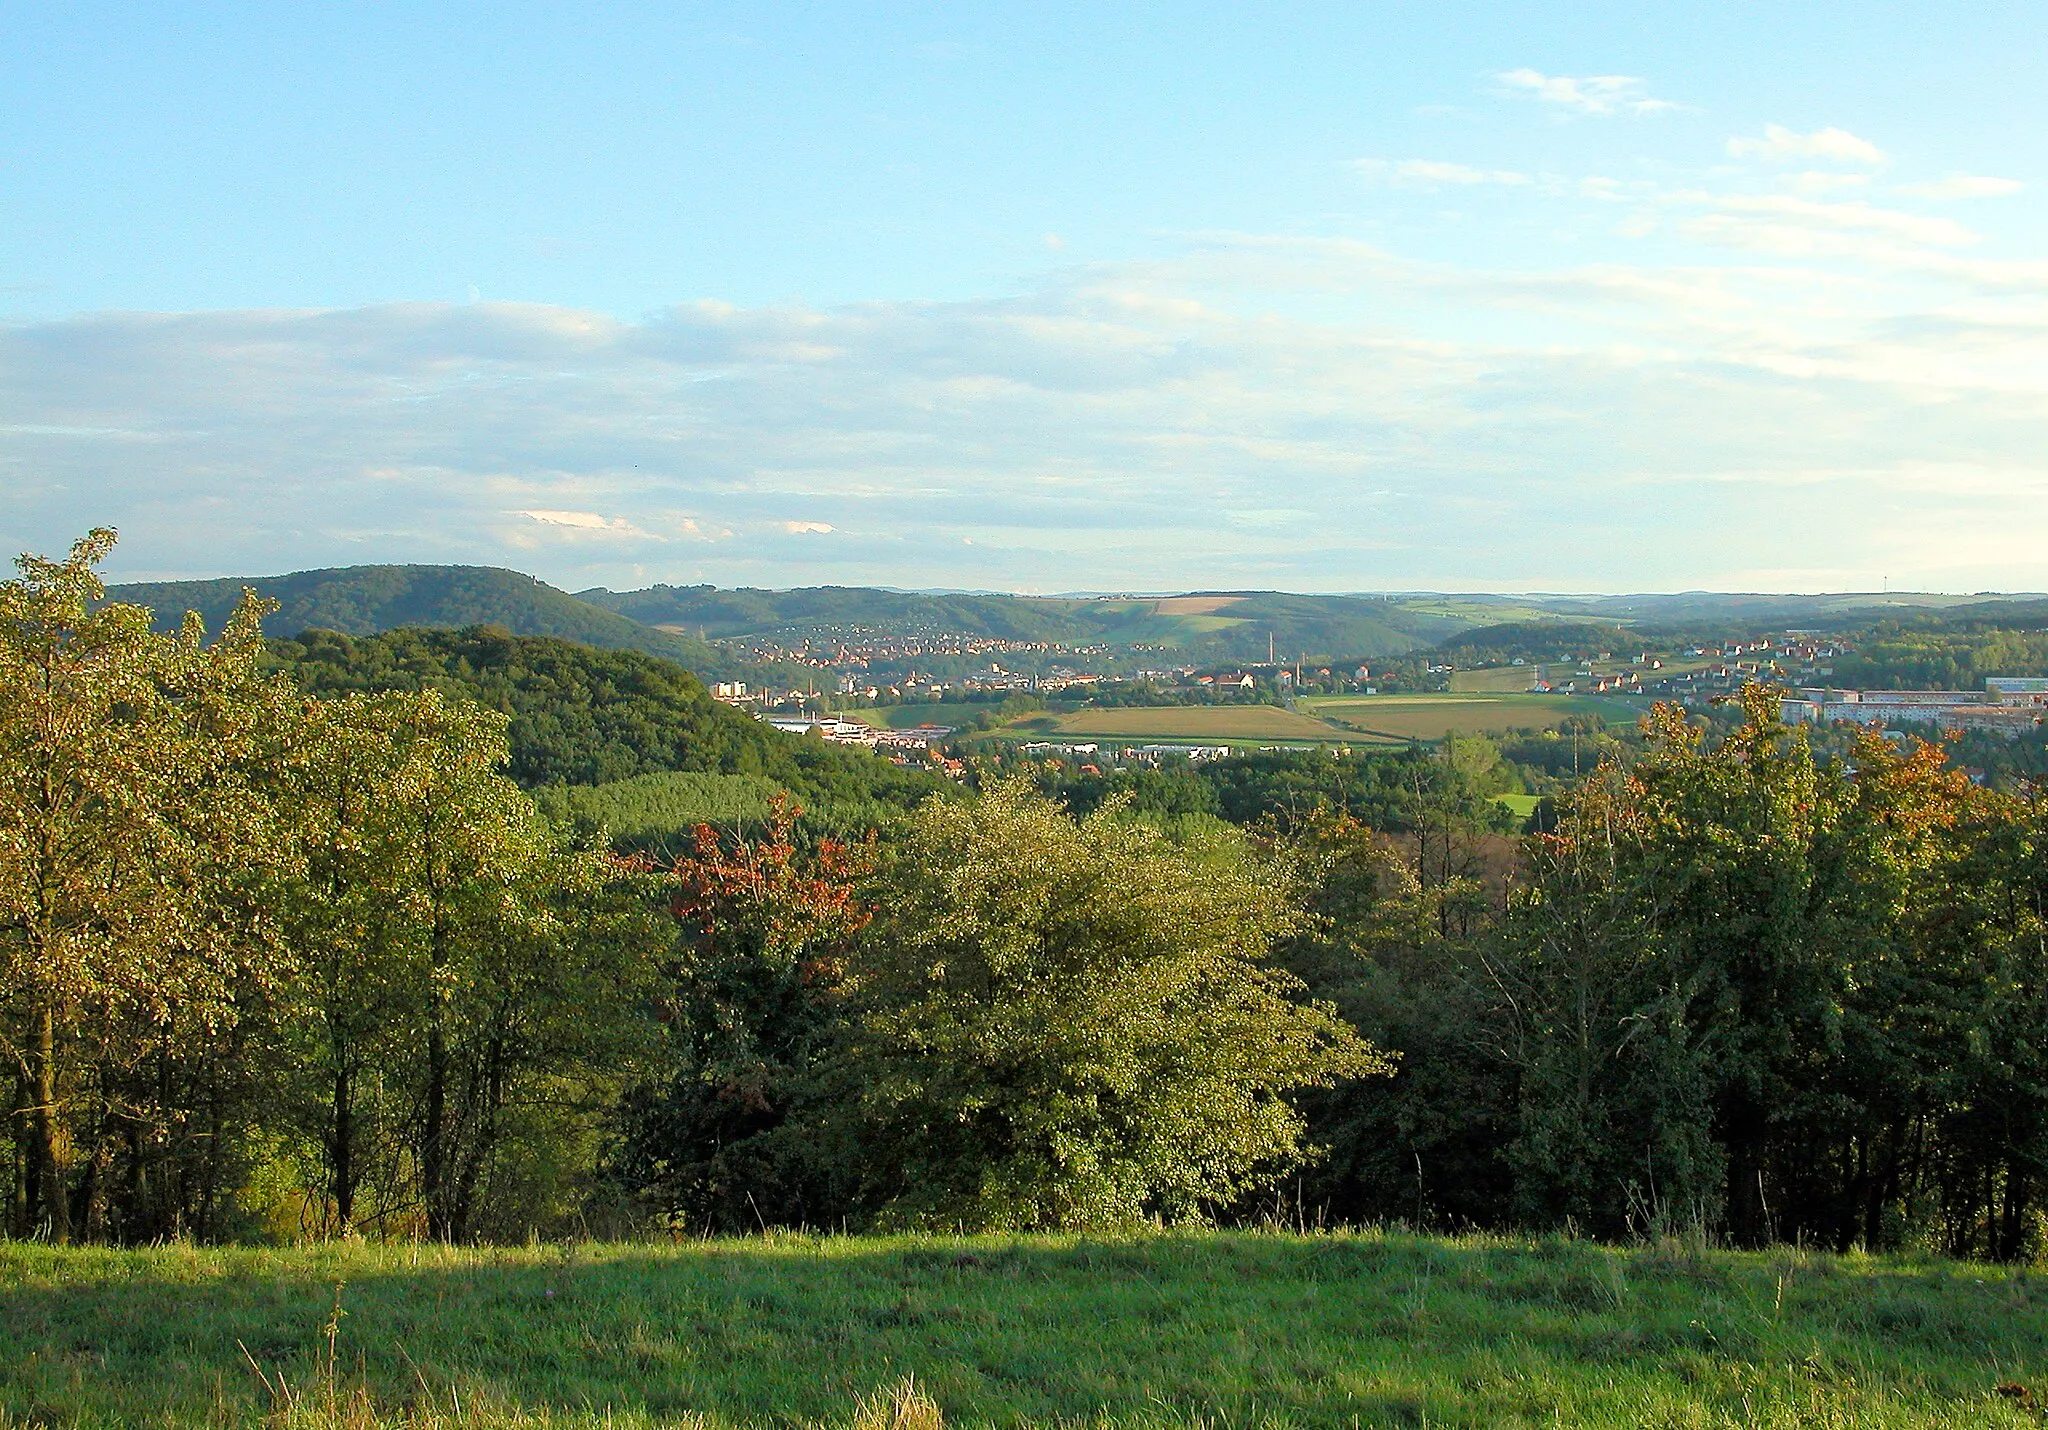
[612,796,874,1229]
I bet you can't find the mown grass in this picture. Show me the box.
[1025,707,1395,745]
[3,1230,2044,1428]
[1446,668,1539,694]
[839,705,976,731]
[1301,694,1641,742]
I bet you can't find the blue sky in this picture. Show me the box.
[5,2,2047,593]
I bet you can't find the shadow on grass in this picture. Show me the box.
[0,1231,2042,1428]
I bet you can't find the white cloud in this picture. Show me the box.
[1899,174,2026,200]
[1359,158,1531,187]
[1728,124,1887,165]
[1708,194,1977,247]
[782,520,835,534]
[515,509,658,539]
[1677,193,1982,269]
[1789,170,1871,195]
[1497,68,1677,116]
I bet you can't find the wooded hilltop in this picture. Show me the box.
[5,531,2048,1261]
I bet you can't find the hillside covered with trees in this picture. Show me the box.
[1831,610,2048,689]
[108,564,742,675]
[266,625,947,816]
[584,583,1473,662]
[1433,620,1641,666]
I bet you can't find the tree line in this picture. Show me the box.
[6,532,2048,1259]
[0,533,1366,1242]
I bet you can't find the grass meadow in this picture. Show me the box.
[1446,668,1539,693]
[1027,706,1397,746]
[840,704,977,731]
[3,1230,2044,1428]
[994,694,1652,748]
[1301,694,1642,742]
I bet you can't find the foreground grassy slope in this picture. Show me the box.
[3,1232,2041,1428]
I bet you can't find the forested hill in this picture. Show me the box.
[581,584,1472,661]
[1434,620,1643,666]
[584,583,1104,643]
[267,626,948,812]
[110,561,2048,676]
[106,565,1470,668]
[1830,605,2048,689]
[107,564,740,675]
[1534,590,2047,626]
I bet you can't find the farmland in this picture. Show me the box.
[1449,665,1540,692]
[1017,704,1398,745]
[838,703,972,730]
[2,1232,2041,1428]
[1301,693,1643,741]
[986,693,1647,747]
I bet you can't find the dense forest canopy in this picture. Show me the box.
[109,565,741,674]
[267,626,948,814]
[1432,621,1642,666]
[1832,617,2048,689]
[579,583,1107,643]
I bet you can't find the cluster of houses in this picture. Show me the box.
[1635,636,1841,703]
[1530,666,1653,695]
[757,714,967,774]
[710,665,1109,710]
[1018,741,1235,765]
[724,626,1069,671]
[1779,678,2048,737]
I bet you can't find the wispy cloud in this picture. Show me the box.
[1357,158,1531,187]
[1700,194,1978,248]
[1899,174,2026,200]
[1788,170,1872,195]
[1728,124,1887,165]
[516,509,659,539]
[1497,68,1678,116]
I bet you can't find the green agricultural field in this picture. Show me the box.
[1386,597,1567,626]
[1023,705,1395,745]
[1301,693,1642,742]
[2,1232,2042,1428]
[839,703,975,730]
[1448,666,1542,693]
[1453,662,1701,694]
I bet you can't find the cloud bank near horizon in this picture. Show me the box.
[6,117,2047,596]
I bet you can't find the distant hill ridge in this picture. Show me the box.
[105,564,742,675]
[103,562,2048,672]
[578,583,1476,661]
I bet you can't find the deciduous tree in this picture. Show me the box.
[845,779,1387,1230]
